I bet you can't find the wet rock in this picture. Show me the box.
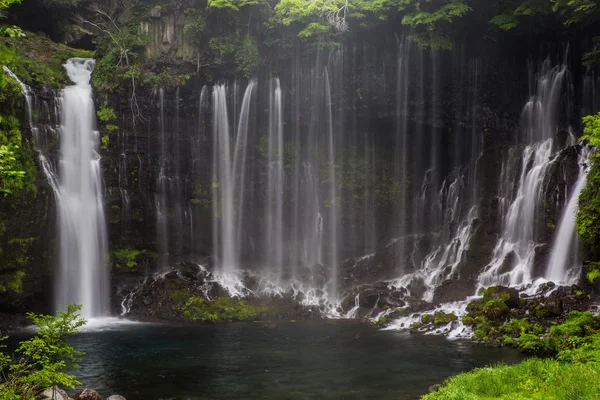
[263,323,277,330]
[106,396,127,400]
[379,292,406,308]
[74,389,102,400]
[483,286,520,309]
[432,278,475,304]
[498,251,517,275]
[39,386,70,400]
[544,298,563,315]
[358,289,381,308]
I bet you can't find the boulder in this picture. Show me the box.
[39,387,69,400]
[432,278,475,304]
[74,389,102,400]
[544,298,563,315]
[483,286,520,309]
[106,396,127,400]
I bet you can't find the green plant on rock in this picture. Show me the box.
[181,296,265,322]
[483,299,510,320]
[433,311,457,325]
[0,270,24,293]
[578,112,600,259]
[0,144,24,196]
[208,0,258,11]
[112,248,143,269]
[0,304,86,399]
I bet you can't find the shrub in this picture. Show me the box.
[0,304,86,399]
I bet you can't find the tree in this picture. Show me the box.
[0,304,87,400]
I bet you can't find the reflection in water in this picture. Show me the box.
[14,321,523,399]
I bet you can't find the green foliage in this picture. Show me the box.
[97,106,117,123]
[0,144,24,196]
[112,248,144,269]
[586,263,600,284]
[209,34,258,78]
[516,333,553,354]
[180,296,265,322]
[208,0,258,11]
[0,33,93,88]
[0,304,86,399]
[433,312,457,325]
[0,270,24,292]
[184,8,207,44]
[422,358,600,400]
[142,68,190,89]
[429,312,600,398]
[235,36,259,78]
[577,113,600,258]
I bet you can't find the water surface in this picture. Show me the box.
[19,320,524,399]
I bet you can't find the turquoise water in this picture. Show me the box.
[15,320,524,399]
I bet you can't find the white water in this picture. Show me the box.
[265,78,285,279]
[478,140,556,289]
[546,147,591,282]
[212,82,255,276]
[54,59,109,319]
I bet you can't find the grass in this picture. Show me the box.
[422,358,600,400]
[424,312,600,399]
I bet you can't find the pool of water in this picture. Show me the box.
[12,320,523,399]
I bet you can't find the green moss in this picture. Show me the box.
[482,299,509,320]
[433,312,457,325]
[421,314,433,324]
[374,315,388,327]
[180,296,265,322]
[112,248,143,269]
[0,270,25,293]
[101,135,109,151]
[411,321,422,329]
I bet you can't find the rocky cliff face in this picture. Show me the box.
[0,7,593,325]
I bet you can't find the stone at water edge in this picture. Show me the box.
[39,386,70,400]
[106,396,127,400]
[74,389,102,400]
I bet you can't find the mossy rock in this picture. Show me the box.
[483,286,520,308]
[433,311,457,325]
[483,298,510,320]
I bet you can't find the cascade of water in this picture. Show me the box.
[478,56,569,290]
[395,36,411,267]
[546,147,592,282]
[212,82,255,277]
[156,88,169,268]
[478,140,556,288]
[265,78,285,278]
[323,68,339,297]
[55,58,109,319]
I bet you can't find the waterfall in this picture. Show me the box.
[212,82,255,278]
[265,78,285,279]
[477,56,569,290]
[55,58,109,319]
[546,147,591,282]
[157,88,169,267]
[478,140,556,288]
[323,68,339,297]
